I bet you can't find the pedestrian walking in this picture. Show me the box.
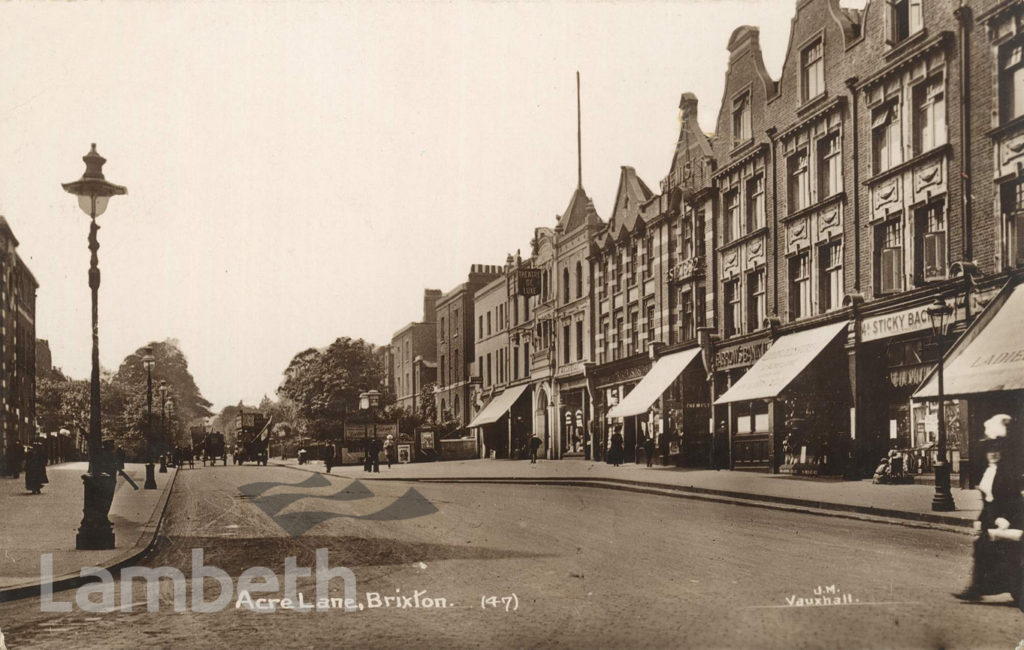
[24,440,47,494]
[6,440,23,478]
[610,430,624,467]
[643,435,655,468]
[952,414,1023,608]
[324,442,336,473]
[530,434,542,464]
[384,435,395,469]
[363,439,373,473]
[370,437,381,473]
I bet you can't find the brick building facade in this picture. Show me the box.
[0,217,37,475]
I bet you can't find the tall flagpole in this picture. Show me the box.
[577,71,582,189]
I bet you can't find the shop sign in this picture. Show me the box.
[714,340,770,370]
[345,423,367,441]
[887,364,931,389]
[861,304,959,342]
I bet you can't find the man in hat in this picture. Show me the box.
[953,414,1023,606]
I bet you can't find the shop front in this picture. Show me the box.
[592,356,651,464]
[716,321,851,474]
[468,383,532,459]
[709,334,772,469]
[606,348,707,467]
[914,278,1024,483]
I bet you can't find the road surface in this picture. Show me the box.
[0,464,1020,649]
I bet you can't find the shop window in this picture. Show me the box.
[576,320,584,360]
[746,174,766,231]
[801,38,824,103]
[1003,178,1024,268]
[788,149,810,214]
[1000,38,1024,124]
[523,342,529,376]
[747,269,766,332]
[724,189,741,243]
[680,290,695,342]
[871,102,901,174]
[818,132,841,199]
[732,92,751,146]
[875,218,904,294]
[819,240,843,313]
[789,253,812,320]
[913,76,946,155]
[724,279,741,337]
[915,202,946,283]
[889,0,923,45]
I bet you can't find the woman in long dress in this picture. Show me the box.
[953,414,1023,608]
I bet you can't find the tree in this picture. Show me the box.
[277,337,385,439]
[418,381,438,425]
[112,339,213,450]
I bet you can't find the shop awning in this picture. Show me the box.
[714,321,848,405]
[467,383,530,428]
[607,348,702,419]
[914,281,1024,399]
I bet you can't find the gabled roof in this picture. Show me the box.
[556,186,602,234]
[603,166,654,243]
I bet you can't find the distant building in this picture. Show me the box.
[434,265,503,433]
[390,289,441,412]
[0,217,37,474]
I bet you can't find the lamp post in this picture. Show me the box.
[360,390,381,465]
[63,144,127,551]
[927,297,956,512]
[158,381,168,473]
[142,347,157,489]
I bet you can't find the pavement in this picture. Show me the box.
[0,462,177,600]
[273,456,984,531]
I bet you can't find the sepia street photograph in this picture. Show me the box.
[0,0,1022,648]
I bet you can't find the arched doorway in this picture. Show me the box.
[536,388,550,458]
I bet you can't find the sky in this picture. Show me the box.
[0,0,830,411]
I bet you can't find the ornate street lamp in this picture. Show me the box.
[142,347,156,489]
[927,297,955,512]
[158,381,169,473]
[63,144,127,550]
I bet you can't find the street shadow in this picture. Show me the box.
[147,534,548,575]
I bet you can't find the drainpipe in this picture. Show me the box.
[766,128,780,315]
[955,3,973,262]
[845,77,861,291]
